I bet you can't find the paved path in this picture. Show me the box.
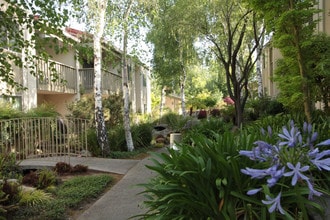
[20,148,166,220]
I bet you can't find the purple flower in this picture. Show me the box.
[262,192,285,214]
[316,139,330,146]
[283,162,309,185]
[239,142,272,162]
[241,167,269,179]
[266,165,285,187]
[241,165,284,187]
[307,180,322,199]
[247,188,262,195]
[278,126,302,147]
[310,149,330,171]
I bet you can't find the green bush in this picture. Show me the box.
[246,96,285,121]
[0,152,21,179]
[131,123,153,149]
[37,169,57,189]
[87,129,102,156]
[140,130,259,219]
[0,103,22,119]
[182,117,232,143]
[140,116,330,219]
[156,113,188,132]
[108,123,153,152]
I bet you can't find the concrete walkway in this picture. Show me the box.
[20,148,166,220]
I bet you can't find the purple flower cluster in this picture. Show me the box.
[240,121,330,215]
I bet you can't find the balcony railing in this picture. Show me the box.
[36,59,77,93]
[79,68,122,94]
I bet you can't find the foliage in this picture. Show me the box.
[108,122,153,151]
[0,181,19,218]
[0,103,22,119]
[247,0,320,122]
[87,128,102,156]
[12,174,113,219]
[55,162,72,174]
[108,125,126,151]
[37,169,57,189]
[139,130,259,219]
[0,152,21,180]
[71,164,88,173]
[25,104,60,118]
[19,190,53,207]
[239,120,330,219]
[55,174,112,208]
[140,115,330,219]
[131,123,153,149]
[182,117,232,143]
[156,113,189,132]
[246,96,285,120]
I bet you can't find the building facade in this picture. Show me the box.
[0,2,151,116]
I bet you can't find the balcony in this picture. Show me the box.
[36,59,123,95]
[79,68,122,94]
[37,59,78,94]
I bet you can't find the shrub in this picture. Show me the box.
[37,169,57,189]
[0,152,21,179]
[19,190,52,207]
[87,129,102,156]
[108,125,126,151]
[22,171,39,187]
[131,123,153,149]
[140,130,257,219]
[156,113,188,132]
[71,164,88,173]
[55,162,72,174]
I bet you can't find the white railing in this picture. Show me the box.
[0,117,89,160]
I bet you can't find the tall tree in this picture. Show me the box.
[146,0,197,116]
[247,0,319,122]
[121,0,134,151]
[86,0,110,156]
[191,0,265,126]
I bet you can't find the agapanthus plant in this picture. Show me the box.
[240,120,330,218]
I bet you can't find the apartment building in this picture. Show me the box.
[0,2,151,116]
[261,0,330,101]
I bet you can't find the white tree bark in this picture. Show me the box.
[122,0,134,152]
[91,0,110,156]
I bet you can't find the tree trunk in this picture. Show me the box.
[122,0,134,152]
[180,52,187,116]
[160,86,166,118]
[256,46,263,98]
[93,0,110,156]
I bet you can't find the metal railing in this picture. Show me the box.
[79,68,122,94]
[0,117,89,160]
[37,59,77,93]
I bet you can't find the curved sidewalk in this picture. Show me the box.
[20,148,166,220]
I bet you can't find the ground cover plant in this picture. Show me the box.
[10,174,113,219]
[139,115,330,219]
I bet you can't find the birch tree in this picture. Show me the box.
[87,0,110,156]
[121,0,134,151]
